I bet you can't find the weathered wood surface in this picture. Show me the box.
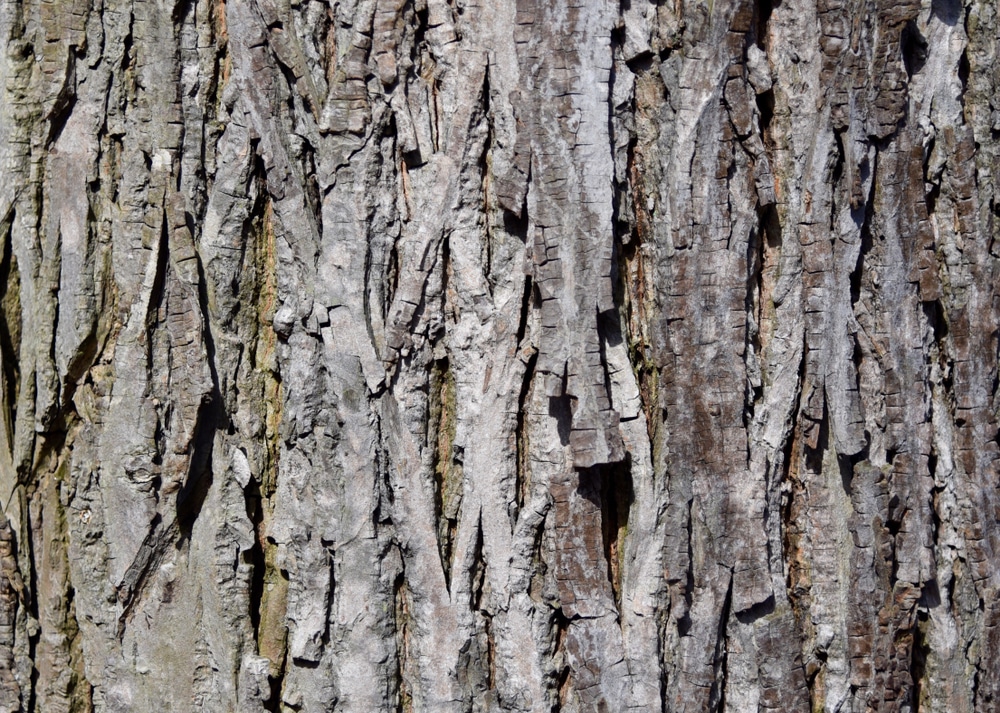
[0,0,999,710]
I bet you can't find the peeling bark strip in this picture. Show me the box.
[1,0,1000,710]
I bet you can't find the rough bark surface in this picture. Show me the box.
[0,0,999,710]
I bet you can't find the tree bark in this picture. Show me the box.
[0,0,998,710]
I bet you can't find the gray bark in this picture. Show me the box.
[0,0,999,710]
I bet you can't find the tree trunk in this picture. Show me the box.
[0,0,998,710]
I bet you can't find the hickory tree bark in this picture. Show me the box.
[0,0,999,710]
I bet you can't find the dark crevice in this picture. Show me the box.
[301,141,323,238]
[45,46,78,148]
[658,609,670,713]
[470,514,485,611]
[756,0,779,48]
[803,401,830,475]
[385,225,401,326]
[145,214,172,378]
[60,330,98,410]
[924,136,940,215]
[886,446,899,471]
[625,51,656,74]
[709,576,733,711]
[175,244,225,540]
[832,129,846,186]
[777,410,797,570]
[171,0,196,24]
[931,0,962,26]
[0,215,20,451]
[22,493,39,713]
[901,20,928,77]
[263,668,284,713]
[784,352,809,610]
[851,151,872,215]
[411,2,430,70]
[924,299,948,344]
[483,605,495,691]
[831,130,846,232]
[375,410,395,521]
[480,66,495,295]
[886,497,903,543]
[324,547,336,650]
[610,23,626,53]
[615,139,640,260]
[597,310,623,416]
[759,201,782,252]
[957,49,970,92]
[851,229,874,312]
[194,235,225,406]
[175,398,216,540]
[502,192,529,243]
[439,231,452,335]
[115,514,174,636]
[515,275,532,349]
[246,476,266,642]
[42,234,64,433]
[596,459,633,612]
[910,599,931,709]
[548,387,573,449]
[677,498,695,637]
[735,594,775,624]
[359,172,386,398]
[756,88,775,136]
[919,577,941,609]
[552,607,572,712]
[838,450,861,496]
[514,349,537,519]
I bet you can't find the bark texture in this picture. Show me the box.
[0,0,999,710]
